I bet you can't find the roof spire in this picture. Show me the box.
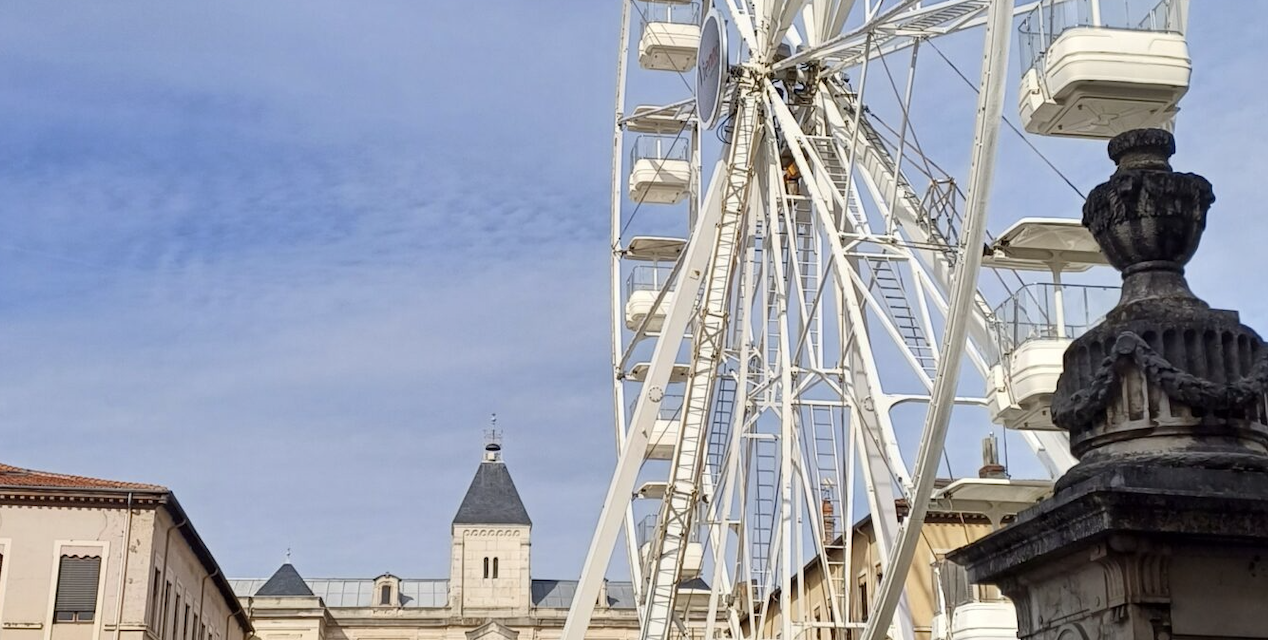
[484,413,503,462]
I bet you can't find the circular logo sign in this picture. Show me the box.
[696,10,728,130]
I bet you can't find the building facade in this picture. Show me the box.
[0,463,252,640]
[231,443,642,640]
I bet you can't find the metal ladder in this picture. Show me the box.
[750,435,779,598]
[792,198,822,362]
[705,376,737,490]
[801,130,940,381]
[807,404,849,622]
[865,257,938,379]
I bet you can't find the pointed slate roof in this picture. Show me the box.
[255,563,314,596]
[453,456,532,526]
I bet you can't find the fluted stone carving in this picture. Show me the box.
[1051,129,1268,487]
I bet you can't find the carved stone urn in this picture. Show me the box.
[950,130,1268,640]
[1051,129,1268,488]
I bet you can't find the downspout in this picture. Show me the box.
[114,493,135,640]
[224,603,246,640]
[158,514,189,640]
[197,569,218,640]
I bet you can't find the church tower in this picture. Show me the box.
[449,435,532,616]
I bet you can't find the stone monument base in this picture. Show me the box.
[949,466,1268,640]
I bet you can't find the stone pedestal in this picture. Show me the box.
[949,129,1268,640]
[949,465,1268,640]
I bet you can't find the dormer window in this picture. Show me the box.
[373,573,400,607]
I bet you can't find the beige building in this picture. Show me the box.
[231,443,642,640]
[753,476,1048,640]
[0,463,252,640]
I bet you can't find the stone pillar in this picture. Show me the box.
[949,129,1268,640]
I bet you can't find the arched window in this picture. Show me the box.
[483,557,489,579]
[380,585,392,605]
[492,557,499,579]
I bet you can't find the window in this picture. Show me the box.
[183,604,190,640]
[492,557,499,579]
[149,569,162,626]
[200,624,207,640]
[380,585,392,605]
[858,574,869,621]
[172,594,181,640]
[483,557,490,579]
[162,581,172,639]
[192,613,199,640]
[54,556,101,622]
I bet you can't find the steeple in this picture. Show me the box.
[256,562,313,597]
[452,434,531,527]
[449,428,533,615]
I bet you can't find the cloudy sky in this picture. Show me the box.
[2,2,1265,581]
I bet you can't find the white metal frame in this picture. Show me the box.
[567,3,1175,640]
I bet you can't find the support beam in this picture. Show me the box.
[858,0,1011,638]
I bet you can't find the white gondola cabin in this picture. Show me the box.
[1018,0,1190,138]
[624,259,676,334]
[638,2,701,72]
[636,514,704,578]
[983,219,1117,430]
[628,135,691,205]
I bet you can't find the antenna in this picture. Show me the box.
[484,413,503,461]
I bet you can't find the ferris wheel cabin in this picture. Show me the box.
[628,135,692,205]
[1018,0,1190,138]
[983,219,1117,430]
[622,237,685,335]
[637,1,701,72]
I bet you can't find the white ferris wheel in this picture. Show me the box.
[565,2,1191,640]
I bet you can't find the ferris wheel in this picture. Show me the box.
[566,2,1191,640]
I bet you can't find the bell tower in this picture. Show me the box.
[449,427,532,616]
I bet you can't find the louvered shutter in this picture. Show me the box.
[55,556,101,615]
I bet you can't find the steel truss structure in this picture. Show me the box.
[564,2,1186,640]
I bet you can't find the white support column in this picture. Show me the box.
[639,74,767,640]
[562,158,729,640]
[765,81,917,640]
[858,0,1012,638]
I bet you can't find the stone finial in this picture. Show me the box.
[1051,129,1268,488]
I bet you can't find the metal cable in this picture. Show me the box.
[927,39,1087,200]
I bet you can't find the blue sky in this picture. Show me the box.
[2,1,1266,581]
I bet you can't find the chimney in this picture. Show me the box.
[978,434,1007,479]
[820,481,836,545]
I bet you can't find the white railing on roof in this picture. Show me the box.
[992,282,1119,359]
[639,0,700,26]
[630,134,690,164]
[1018,0,1185,77]
[626,264,675,298]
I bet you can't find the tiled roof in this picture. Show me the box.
[0,463,166,492]
[452,461,531,526]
